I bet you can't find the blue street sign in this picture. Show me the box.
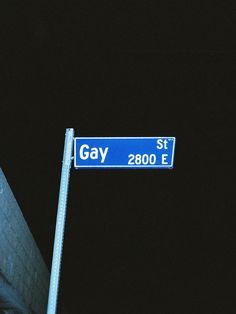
[74,137,176,169]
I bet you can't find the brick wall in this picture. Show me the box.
[0,169,49,313]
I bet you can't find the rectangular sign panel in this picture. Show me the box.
[74,137,176,169]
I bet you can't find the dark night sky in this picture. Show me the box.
[0,1,236,313]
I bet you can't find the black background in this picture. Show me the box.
[0,1,236,313]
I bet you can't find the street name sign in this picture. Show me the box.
[47,130,176,314]
[74,137,176,169]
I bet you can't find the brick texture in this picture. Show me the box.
[0,169,49,313]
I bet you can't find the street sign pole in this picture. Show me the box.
[47,128,74,314]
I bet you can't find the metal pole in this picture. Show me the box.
[47,128,74,314]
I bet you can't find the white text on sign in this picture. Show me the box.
[79,144,109,163]
[74,137,176,169]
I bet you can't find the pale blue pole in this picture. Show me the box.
[47,128,74,314]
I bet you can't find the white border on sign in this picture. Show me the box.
[73,137,176,169]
